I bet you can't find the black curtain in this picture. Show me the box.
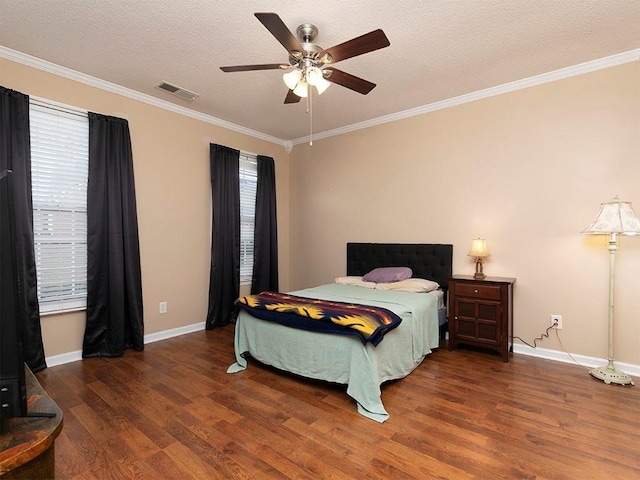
[206,143,240,329]
[251,155,279,294]
[83,112,144,358]
[0,86,47,372]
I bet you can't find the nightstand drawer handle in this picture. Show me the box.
[474,289,478,293]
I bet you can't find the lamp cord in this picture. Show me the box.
[514,324,556,349]
[554,329,587,368]
[514,325,587,368]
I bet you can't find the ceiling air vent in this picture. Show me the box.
[155,81,199,101]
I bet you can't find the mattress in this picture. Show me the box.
[430,289,445,310]
[421,289,447,327]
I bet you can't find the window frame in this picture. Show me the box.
[29,98,89,314]
[239,153,257,286]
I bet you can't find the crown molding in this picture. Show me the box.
[290,48,640,145]
[2,45,638,149]
[0,45,286,147]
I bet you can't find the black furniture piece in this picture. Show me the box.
[346,242,454,296]
[0,170,27,420]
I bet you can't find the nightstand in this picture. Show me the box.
[448,275,516,362]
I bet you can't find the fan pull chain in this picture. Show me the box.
[309,85,313,146]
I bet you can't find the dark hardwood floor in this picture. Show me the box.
[35,326,640,479]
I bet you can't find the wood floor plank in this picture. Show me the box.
[282,416,377,474]
[162,439,246,480]
[213,418,310,478]
[134,449,194,480]
[116,404,178,450]
[374,439,475,480]
[184,394,244,426]
[52,411,98,479]
[33,325,639,479]
[67,471,100,480]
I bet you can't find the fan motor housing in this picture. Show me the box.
[292,24,324,65]
[296,24,318,43]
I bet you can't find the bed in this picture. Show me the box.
[227,243,453,422]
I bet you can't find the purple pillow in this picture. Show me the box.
[362,266,413,283]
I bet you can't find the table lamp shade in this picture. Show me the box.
[468,238,490,279]
[468,238,490,258]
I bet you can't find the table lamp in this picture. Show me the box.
[468,238,490,280]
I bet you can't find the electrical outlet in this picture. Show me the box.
[550,314,562,329]
[159,301,167,314]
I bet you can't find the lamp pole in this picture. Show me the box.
[589,232,634,385]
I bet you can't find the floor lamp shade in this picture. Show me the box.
[582,196,640,386]
[583,197,640,234]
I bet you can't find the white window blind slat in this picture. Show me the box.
[239,154,257,285]
[30,101,89,314]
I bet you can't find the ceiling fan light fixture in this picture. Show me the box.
[293,80,309,98]
[314,76,331,95]
[306,66,323,86]
[283,69,302,90]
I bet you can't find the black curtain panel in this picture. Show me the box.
[83,112,144,358]
[206,143,240,329]
[0,86,47,372]
[251,155,279,294]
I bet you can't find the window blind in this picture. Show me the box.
[30,101,89,313]
[239,153,257,285]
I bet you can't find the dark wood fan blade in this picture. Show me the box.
[255,12,303,54]
[284,89,301,104]
[220,63,286,72]
[319,29,390,64]
[324,68,376,95]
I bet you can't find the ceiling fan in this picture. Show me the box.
[220,12,390,104]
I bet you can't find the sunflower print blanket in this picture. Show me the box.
[235,291,402,346]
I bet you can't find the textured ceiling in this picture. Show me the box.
[1,1,639,143]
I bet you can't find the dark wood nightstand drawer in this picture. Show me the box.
[454,283,501,300]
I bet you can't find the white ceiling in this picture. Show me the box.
[1,1,639,143]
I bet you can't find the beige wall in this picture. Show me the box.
[1,58,291,358]
[2,56,638,366]
[289,61,640,365]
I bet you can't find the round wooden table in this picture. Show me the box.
[0,367,63,479]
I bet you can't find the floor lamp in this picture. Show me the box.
[583,196,640,386]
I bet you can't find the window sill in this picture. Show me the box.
[40,307,86,317]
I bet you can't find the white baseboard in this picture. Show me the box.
[143,321,206,345]
[45,321,206,368]
[513,344,640,379]
[45,323,640,380]
[46,350,84,368]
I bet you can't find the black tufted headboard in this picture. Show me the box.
[346,243,453,293]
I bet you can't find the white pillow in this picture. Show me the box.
[375,278,440,293]
[335,276,377,289]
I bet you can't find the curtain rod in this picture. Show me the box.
[240,151,275,163]
[30,95,87,118]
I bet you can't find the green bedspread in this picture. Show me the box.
[228,283,440,423]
